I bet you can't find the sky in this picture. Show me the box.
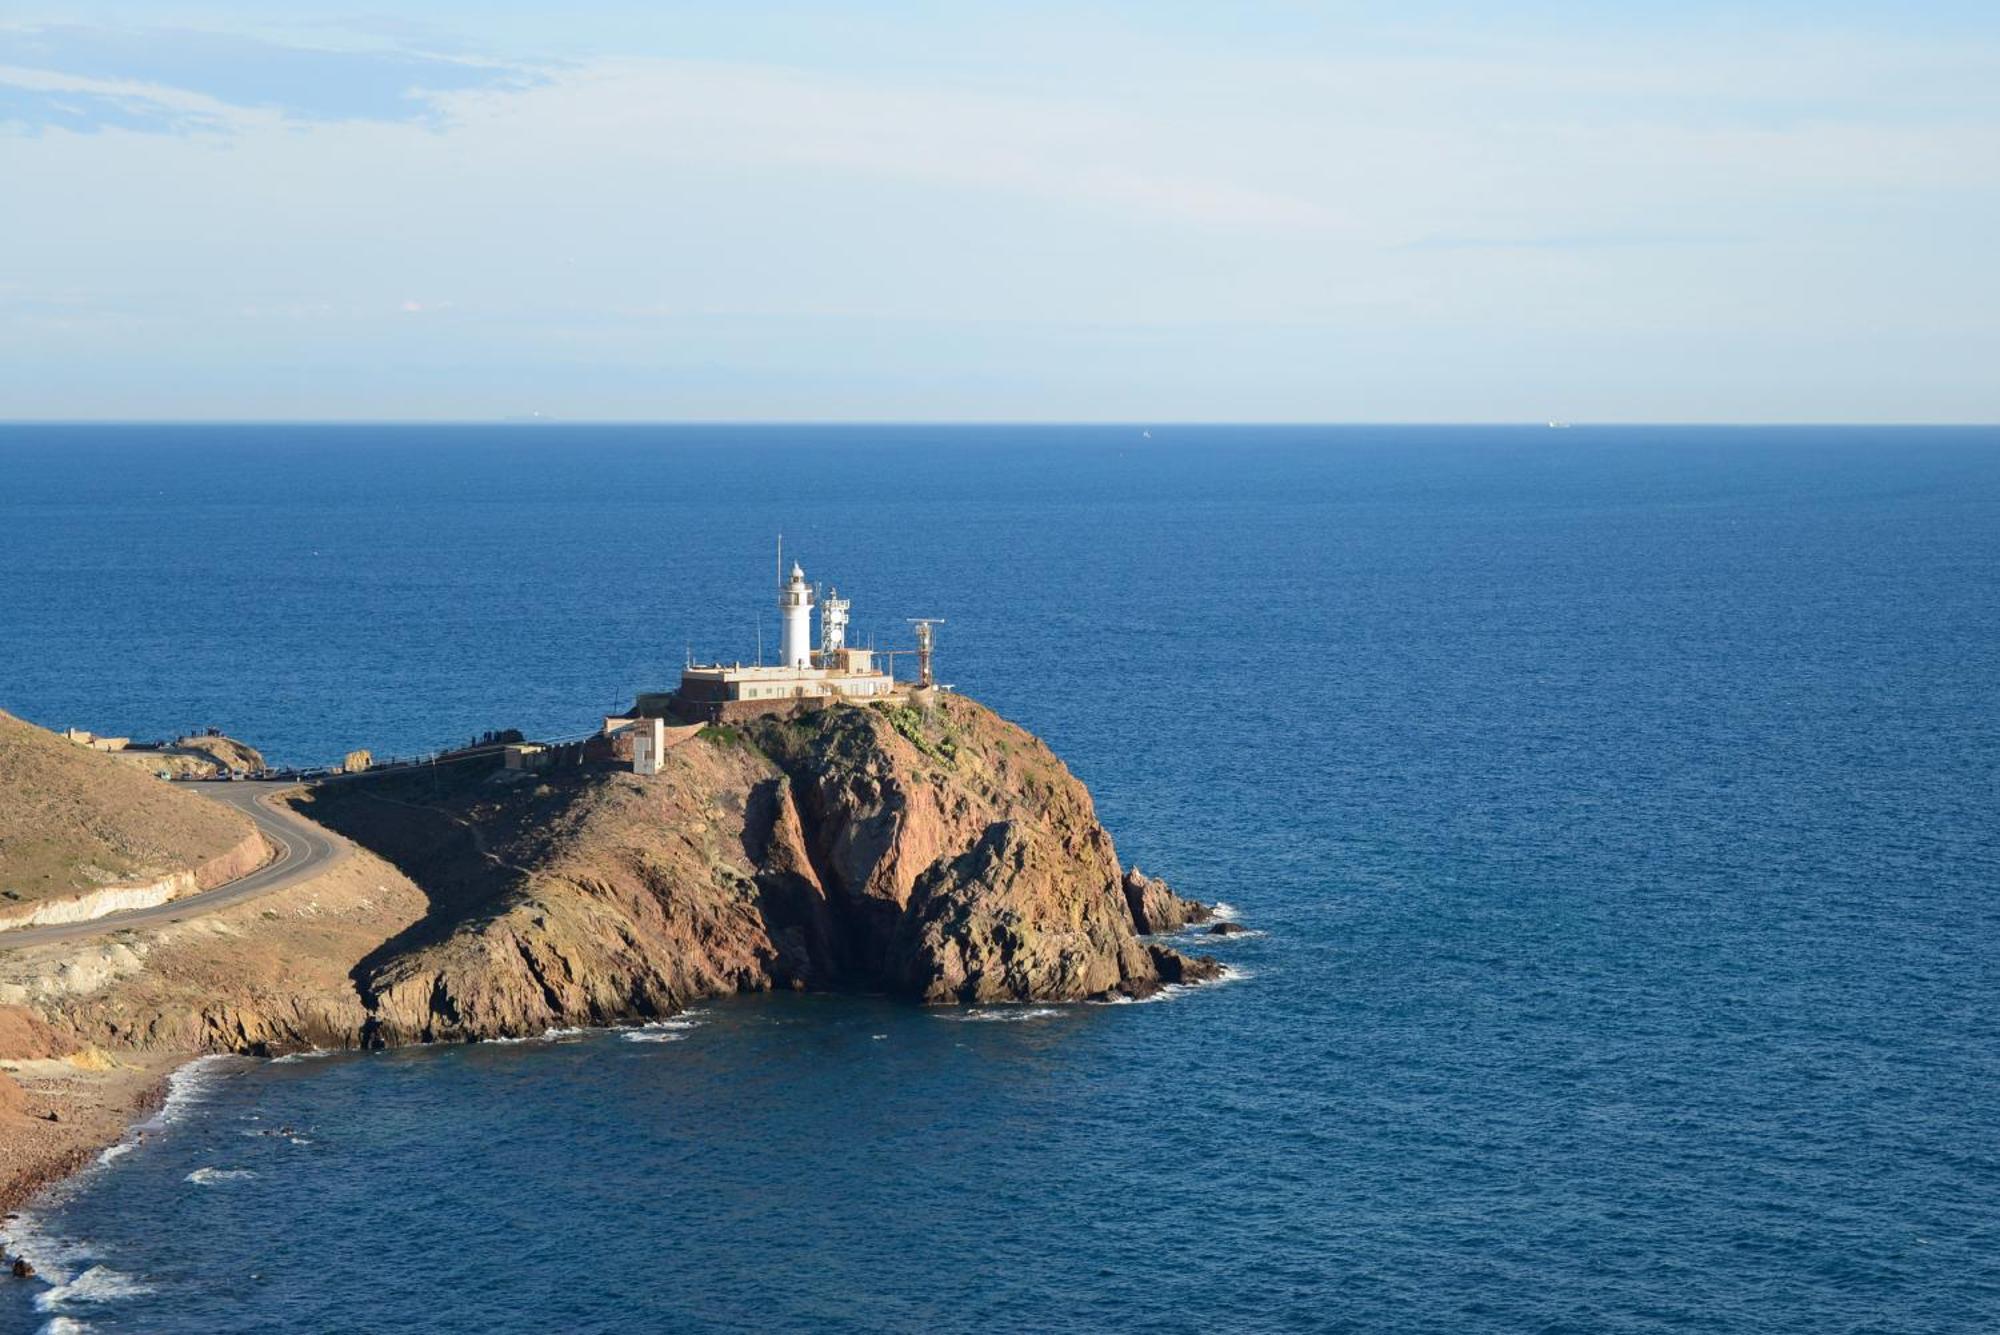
[3,2,1997,422]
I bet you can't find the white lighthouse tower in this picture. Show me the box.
[778,560,815,669]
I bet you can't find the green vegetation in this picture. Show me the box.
[873,702,960,766]
[699,724,747,750]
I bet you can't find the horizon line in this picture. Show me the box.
[2,419,1997,430]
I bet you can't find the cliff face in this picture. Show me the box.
[756,699,1168,1002]
[297,694,1216,1043]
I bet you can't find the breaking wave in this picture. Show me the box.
[620,1012,707,1043]
[1094,963,1254,1006]
[1185,926,1265,942]
[934,1007,1063,1023]
[32,1265,152,1312]
[484,1026,591,1046]
[138,1054,245,1133]
[184,1167,255,1185]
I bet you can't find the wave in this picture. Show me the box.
[267,1048,338,1065]
[619,1012,707,1043]
[38,1318,93,1334]
[66,1055,247,1183]
[1184,926,1265,942]
[137,1053,245,1133]
[32,1265,152,1312]
[2,1223,95,1292]
[933,1007,1063,1023]
[1094,963,1255,1006]
[184,1167,256,1185]
[485,1026,580,1046]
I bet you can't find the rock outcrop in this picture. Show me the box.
[0,694,1230,1208]
[3,694,1219,1065]
[1122,867,1214,935]
[296,694,1217,1040]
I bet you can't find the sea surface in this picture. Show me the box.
[0,424,1996,1333]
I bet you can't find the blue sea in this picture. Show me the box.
[1,425,1997,1333]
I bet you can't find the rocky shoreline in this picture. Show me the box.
[0,693,1234,1232]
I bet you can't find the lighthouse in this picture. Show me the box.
[778,561,815,669]
[655,550,896,724]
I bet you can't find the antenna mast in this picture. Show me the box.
[906,618,946,690]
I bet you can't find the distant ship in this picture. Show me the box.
[1547,420,1572,429]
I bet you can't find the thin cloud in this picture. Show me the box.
[0,24,544,132]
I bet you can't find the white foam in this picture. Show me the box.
[93,1143,134,1167]
[268,1048,336,1065]
[1094,963,1254,1006]
[184,1167,255,1185]
[137,1053,243,1132]
[3,1223,95,1288]
[934,1007,1063,1023]
[487,1024,594,1046]
[1187,926,1265,942]
[38,1317,92,1334]
[33,1265,152,1312]
[1208,902,1241,920]
[619,1014,704,1043]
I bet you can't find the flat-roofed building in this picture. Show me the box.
[652,557,898,724]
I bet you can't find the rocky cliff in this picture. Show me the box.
[292,693,1219,1043]
[1,693,1217,1066]
[0,693,1225,1201]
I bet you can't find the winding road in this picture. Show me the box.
[0,783,346,951]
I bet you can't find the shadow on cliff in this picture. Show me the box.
[289,766,542,1003]
[293,761,864,1008]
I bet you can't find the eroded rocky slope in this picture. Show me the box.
[0,692,1216,1074]
[297,693,1218,1042]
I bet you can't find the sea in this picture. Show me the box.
[0,424,1996,1333]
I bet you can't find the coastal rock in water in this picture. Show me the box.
[1122,868,1213,935]
[757,702,1165,1003]
[1147,944,1224,986]
[11,1257,34,1279]
[299,694,1214,1038]
[889,819,1155,1003]
[1206,921,1250,936]
[4,694,1223,1064]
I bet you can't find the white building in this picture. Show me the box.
[778,562,814,669]
[660,556,896,723]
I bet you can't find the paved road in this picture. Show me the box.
[0,783,346,951]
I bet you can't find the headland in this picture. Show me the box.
[0,552,1228,1224]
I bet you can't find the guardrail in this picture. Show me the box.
[176,725,605,784]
